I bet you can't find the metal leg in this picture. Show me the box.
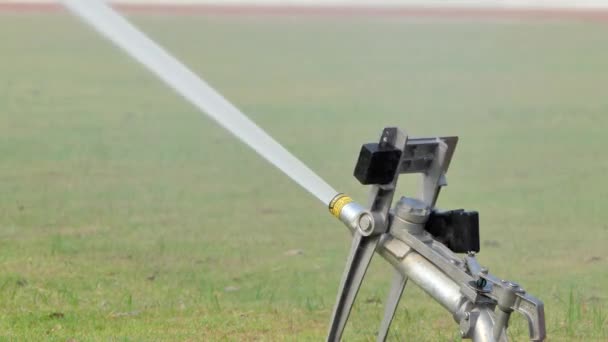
[377,271,408,342]
[471,307,499,342]
[327,233,380,342]
[493,310,511,341]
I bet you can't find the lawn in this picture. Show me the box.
[0,10,607,341]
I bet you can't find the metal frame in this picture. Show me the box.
[328,127,545,341]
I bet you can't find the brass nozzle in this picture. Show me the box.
[328,193,353,218]
[329,193,376,236]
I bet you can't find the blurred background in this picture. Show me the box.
[1,0,607,340]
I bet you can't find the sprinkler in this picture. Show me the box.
[326,127,545,341]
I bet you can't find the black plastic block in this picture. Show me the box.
[425,210,480,253]
[353,143,402,185]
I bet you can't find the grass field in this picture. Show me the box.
[1,10,607,341]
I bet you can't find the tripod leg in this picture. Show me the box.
[377,270,408,342]
[327,233,380,342]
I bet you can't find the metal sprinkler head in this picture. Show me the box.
[326,127,545,341]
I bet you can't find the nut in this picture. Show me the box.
[394,197,430,224]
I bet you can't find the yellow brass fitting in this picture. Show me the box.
[328,193,353,218]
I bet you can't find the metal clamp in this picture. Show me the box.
[479,274,546,341]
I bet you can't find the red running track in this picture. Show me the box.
[0,2,607,22]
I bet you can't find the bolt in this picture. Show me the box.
[475,278,487,289]
[460,330,466,338]
[358,214,373,234]
[394,197,430,224]
[467,251,476,257]
[480,267,489,274]
[465,312,470,321]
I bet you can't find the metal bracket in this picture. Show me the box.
[327,128,408,341]
[459,311,480,339]
[465,255,546,341]
[480,274,546,341]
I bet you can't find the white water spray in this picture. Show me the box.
[60,0,338,205]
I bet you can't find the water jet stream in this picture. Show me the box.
[61,0,339,205]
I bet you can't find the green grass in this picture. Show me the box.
[1,11,607,340]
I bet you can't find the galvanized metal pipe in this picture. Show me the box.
[378,237,464,314]
[472,307,500,342]
[378,236,497,342]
